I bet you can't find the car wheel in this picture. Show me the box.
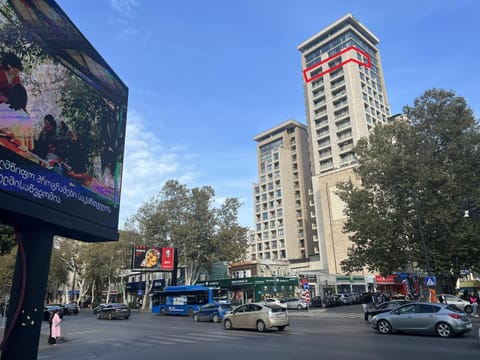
[160,308,166,315]
[193,314,199,322]
[297,305,303,310]
[465,305,473,314]
[436,322,454,337]
[256,320,266,332]
[377,319,392,334]
[277,326,286,331]
[108,312,113,320]
[213,314,220,323]
[125,316,129,320]
[224,319,233,330]
[96,312,101,320]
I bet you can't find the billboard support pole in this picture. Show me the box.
[1,223,55,360]
[171,248,178,286]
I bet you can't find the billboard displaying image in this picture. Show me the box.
[0,0,128,241]
[132,246,176,271]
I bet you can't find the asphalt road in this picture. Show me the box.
[2,305,480,359]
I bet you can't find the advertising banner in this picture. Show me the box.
[0,0,128,240]
[132,246,175,271]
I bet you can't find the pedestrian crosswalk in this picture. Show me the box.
[79,315,367,348]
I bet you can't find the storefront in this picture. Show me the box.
[375,273,419,299]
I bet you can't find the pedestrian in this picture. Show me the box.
[361,291,375,321]
[49,309,62,344]
[469,292,478,317]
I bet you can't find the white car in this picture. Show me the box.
[261,298,287,308]
[439,294,473,313]
[283,298,308,310]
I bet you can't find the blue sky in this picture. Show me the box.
[56,0,480,230]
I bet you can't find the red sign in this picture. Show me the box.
[303,45,371,83]
[161,247,174,270]
[302,289,311,303]
[375,275,398,284]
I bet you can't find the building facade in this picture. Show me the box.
[250,120,317,266]
[295,13,391,279]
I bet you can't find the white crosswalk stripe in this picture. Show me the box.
[79,314,366,348]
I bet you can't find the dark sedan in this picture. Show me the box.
[63,303,79,315]
[96,303,131,320]
[364,300,409,321]
[193,303,233,323]
[43,305,64,321]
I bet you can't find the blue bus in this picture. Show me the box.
[151,285,229,316]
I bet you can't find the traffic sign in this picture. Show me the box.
[303,282,310,290]
[302,289,311,303]
[425,276,436,287]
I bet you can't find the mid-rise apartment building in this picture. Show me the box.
[250,120,316,268]
[297,13,391,276]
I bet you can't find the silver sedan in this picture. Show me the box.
[372,302,472,337]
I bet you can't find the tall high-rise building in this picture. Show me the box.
[250,120,316,267]
[297,14,391,275]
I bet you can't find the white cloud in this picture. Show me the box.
[118,110,199,226]
[110,0,137,16]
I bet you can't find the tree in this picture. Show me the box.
[0,246,16,299]
[128,180,248,288]
[337,89,480,291]
[0,224,16,255]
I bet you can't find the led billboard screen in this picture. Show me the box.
[0,0,128,241]
[132,246,175,271]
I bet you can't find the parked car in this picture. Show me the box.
[43,305,64,321]
[193,303,233,323]
[438,294,473,313]
[372,302,472,337]
[96,303,131,320]
[283,298,308,310]
[63,303,79,315]
[92,303,107,314]
[223,303,289,332]
[310,296,323,308]
[323,294,341,307]
[261,298,287,308]
[364,300,409,321]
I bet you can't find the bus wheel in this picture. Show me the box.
[188,308,194,317]
[160,308,166,315]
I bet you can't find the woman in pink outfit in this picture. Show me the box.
[51,310,62,340]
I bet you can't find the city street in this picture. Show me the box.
[14,305,476,359]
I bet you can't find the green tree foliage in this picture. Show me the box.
[337,89,480,290]
[127,180,248,285]
[0,224,16,255]
[0,246,16,298]
[47,232,135,305]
